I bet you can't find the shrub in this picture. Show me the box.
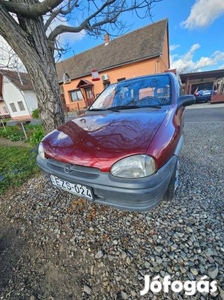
[29,126,45,146]
[32,109,39,118]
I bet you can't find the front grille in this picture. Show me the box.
[46,158,100,179]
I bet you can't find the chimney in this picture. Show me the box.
[104,33,110,45]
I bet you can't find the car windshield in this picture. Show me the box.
[89,75,171,110]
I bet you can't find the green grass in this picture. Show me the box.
[0,125,25,141]
[0,124,44,144]
[0,145,40,194]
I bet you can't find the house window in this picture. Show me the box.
[10,103,17,112]
[18,101,25,111]
[70,90,83,102]
[3,106,8,113]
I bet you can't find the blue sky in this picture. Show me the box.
[60,0,224,74]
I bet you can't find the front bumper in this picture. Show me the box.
[36,154,178,212]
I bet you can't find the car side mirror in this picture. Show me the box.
[178,95,196,107]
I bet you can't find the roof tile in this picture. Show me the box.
[0,69,33,90]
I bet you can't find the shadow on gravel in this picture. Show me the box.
[0,222,85,299]
[0,227,24,291]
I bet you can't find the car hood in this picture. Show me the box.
[42,110,167,171]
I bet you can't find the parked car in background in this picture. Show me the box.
[194,87,213,103]
[37,73,195,212]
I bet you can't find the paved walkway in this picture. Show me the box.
[0,137,29,147]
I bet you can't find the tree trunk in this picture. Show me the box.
[25,60,65,134]
[0,3,64,133]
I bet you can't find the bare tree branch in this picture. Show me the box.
[48,0,118,41]
[47,0,162,42]
[44,1,79,32]
[0,0,63,18]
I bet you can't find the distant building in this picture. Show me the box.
[0,69,38,120]
[56,19,170,112]
[180,69,224,104]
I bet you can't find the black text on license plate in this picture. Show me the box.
[50,175,93,200]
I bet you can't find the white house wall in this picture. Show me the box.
[0,101,10,117]
[2,77,31,119]
[23,90,38,113]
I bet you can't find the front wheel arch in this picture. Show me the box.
[163,159,179,201]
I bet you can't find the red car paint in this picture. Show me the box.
[43,109,169,172]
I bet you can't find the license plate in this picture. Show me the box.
[50,175,93,200]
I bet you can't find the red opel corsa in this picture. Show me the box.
[37,73,195,211]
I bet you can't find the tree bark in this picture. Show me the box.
[0,3,64,133]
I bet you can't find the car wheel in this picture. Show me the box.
[163,159,179,201]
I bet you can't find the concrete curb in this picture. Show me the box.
[186,103,224,109]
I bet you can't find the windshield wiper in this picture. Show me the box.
[139,105,162,109]
[108,104,161,110]
[88,108,107,111]
[89,105,136,112]
[108,105,141,111]
[89,104,161,112]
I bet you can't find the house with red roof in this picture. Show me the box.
[56,19,170,112]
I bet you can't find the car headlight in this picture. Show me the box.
[38,142,46,159]
[111,155,156,178]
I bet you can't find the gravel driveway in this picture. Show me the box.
[0,121,223,300]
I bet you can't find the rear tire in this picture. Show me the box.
[163,159,179,201]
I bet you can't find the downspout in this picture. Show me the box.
[20,90,32,116]
[0,73,10,117]
[155,55,161,74]
[17,69,32,117]
[17,69,24,85]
